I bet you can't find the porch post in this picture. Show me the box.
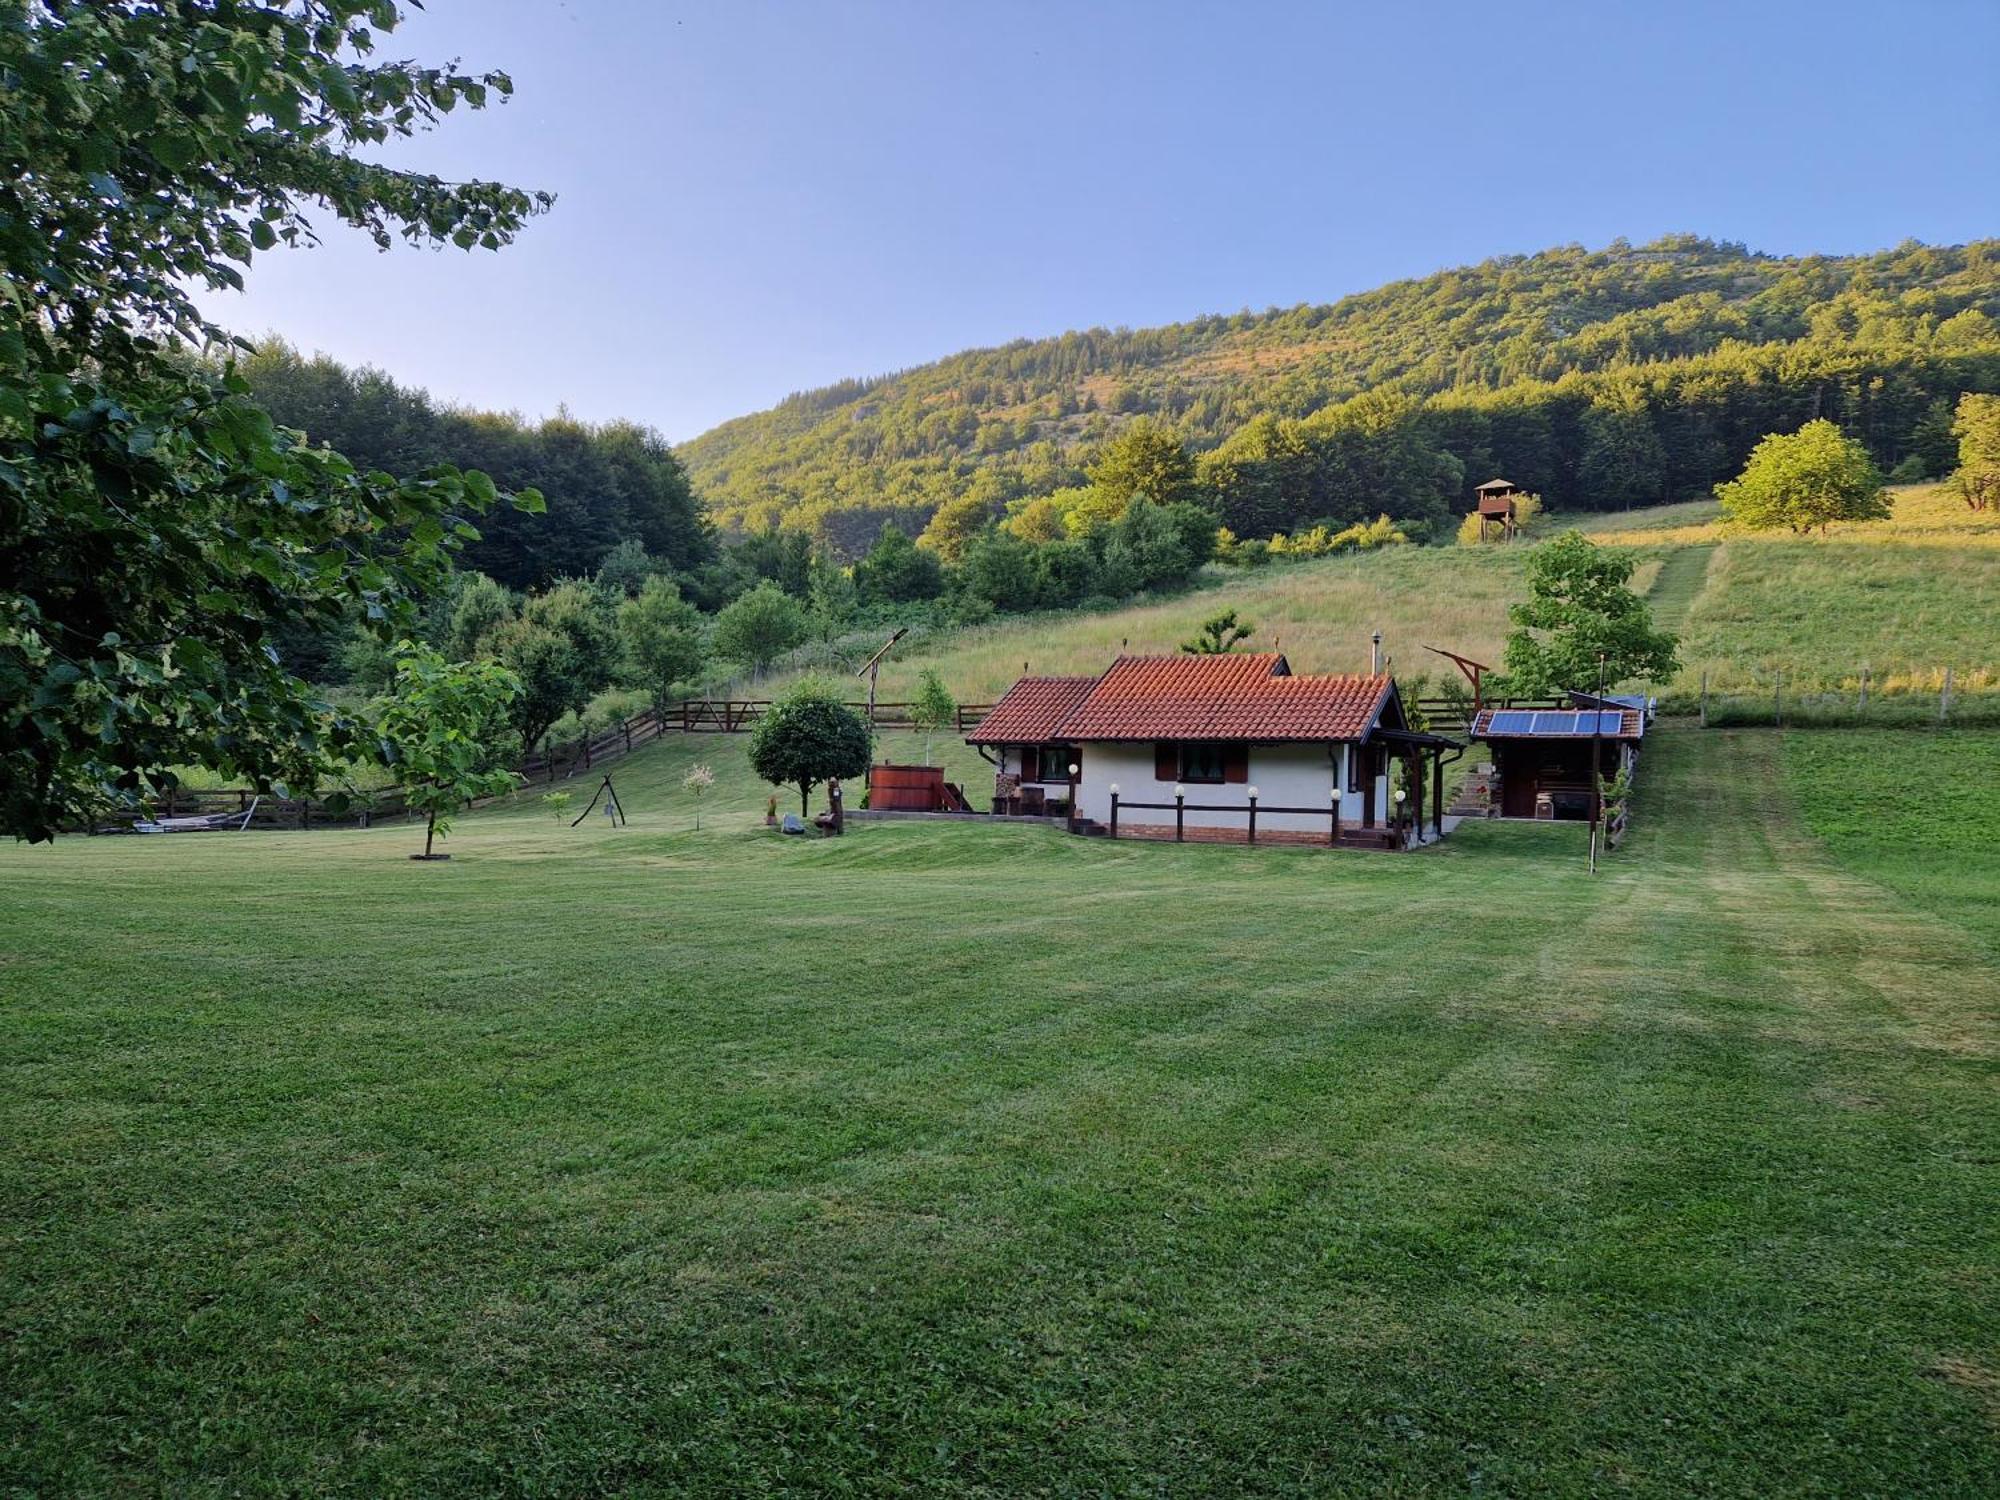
[1432,751,1443,837]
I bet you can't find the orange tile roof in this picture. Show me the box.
[969,655,1395,744]
[964,675,1098,744]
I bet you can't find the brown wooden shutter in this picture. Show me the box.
[1155,742,1177,780]
[1222,743,1249,783]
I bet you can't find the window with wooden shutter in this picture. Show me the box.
[1155,742,1177,781]
[1222,743,1249,784]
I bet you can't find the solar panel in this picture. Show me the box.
[1486,711,1536,734]
[1530,712,1580,734]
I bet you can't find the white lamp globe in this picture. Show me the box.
[1173,784,1186,800]
[1247,785,1259,799]
[1108,782,1120,795]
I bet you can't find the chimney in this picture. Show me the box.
[1370,631,1382,674]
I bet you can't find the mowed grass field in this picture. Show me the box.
[3,726,1998,1495]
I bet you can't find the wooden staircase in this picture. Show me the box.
[1447,766,1497,818]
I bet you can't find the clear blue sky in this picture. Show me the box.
[200,0,2000,443]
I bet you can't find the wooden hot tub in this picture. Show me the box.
[867,763,945,811]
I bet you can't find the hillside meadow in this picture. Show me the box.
[2,723,1997,1495]
[797,484,1995,717]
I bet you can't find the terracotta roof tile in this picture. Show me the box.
[964,675,1098,744]
[990,654,1393,743]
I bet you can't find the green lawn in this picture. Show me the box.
[2,728,1997,1495]
[1783,728,2000,957]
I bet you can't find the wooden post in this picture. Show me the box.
[1330,787,1341,848]
[1174,790,1185,843]
[1699,670,1708,728]
[582,734,592,770]
[1109,790,1119,840]
[1941,666,1953,723]
[1773,668,1782,727]
[625,721,633,753]
[1247,792,1258,845]
[1859,665,1869,714]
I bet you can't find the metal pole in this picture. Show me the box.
[1109,790,1119,840]
[1591,653,1606,832]
[1247,792,1257,845]
[1174,789,1185,843]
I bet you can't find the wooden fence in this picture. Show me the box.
[96,696,996,831]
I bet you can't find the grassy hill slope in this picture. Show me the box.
[787,484,1994,718]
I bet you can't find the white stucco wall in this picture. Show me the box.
[1072,742,1385,833]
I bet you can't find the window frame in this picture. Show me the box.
[1176,743,1229,785]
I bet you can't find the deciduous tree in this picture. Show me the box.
[618,577,706,713]
[909,669,957,765]
[1502,532,1679,693]
[713,582,807,675]
[1,1,550,841]
[372,645,521,859]
[1951,393,2000,511]
[1715,420,1890,533]
[749,679,872,817]
[1089,419,1196,509]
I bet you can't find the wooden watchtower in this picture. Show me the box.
[1473,478,1520,540]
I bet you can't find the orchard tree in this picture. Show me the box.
[1952,392,2000,511]
[749,678,872,818]
[1715,420,1890,533]
[372,644,521,859]
[713,581,807,675]
[1503,531,1679,694]
[0,1,551,841]
[908,668,957,765]
[618,576,705,712]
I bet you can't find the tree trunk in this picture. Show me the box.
[799,782,810,817]
[424,809,436,857]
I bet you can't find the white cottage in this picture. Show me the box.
[967,653,1457,848]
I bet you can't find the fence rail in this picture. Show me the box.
[1108,792,1414,849]
[94,695,997,831]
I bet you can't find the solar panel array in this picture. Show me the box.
[1483,710,1624,736]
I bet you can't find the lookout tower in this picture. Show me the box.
[1472,478,1520,540]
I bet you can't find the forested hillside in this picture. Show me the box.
[682,237,2000,554]
[241,344,714,591]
